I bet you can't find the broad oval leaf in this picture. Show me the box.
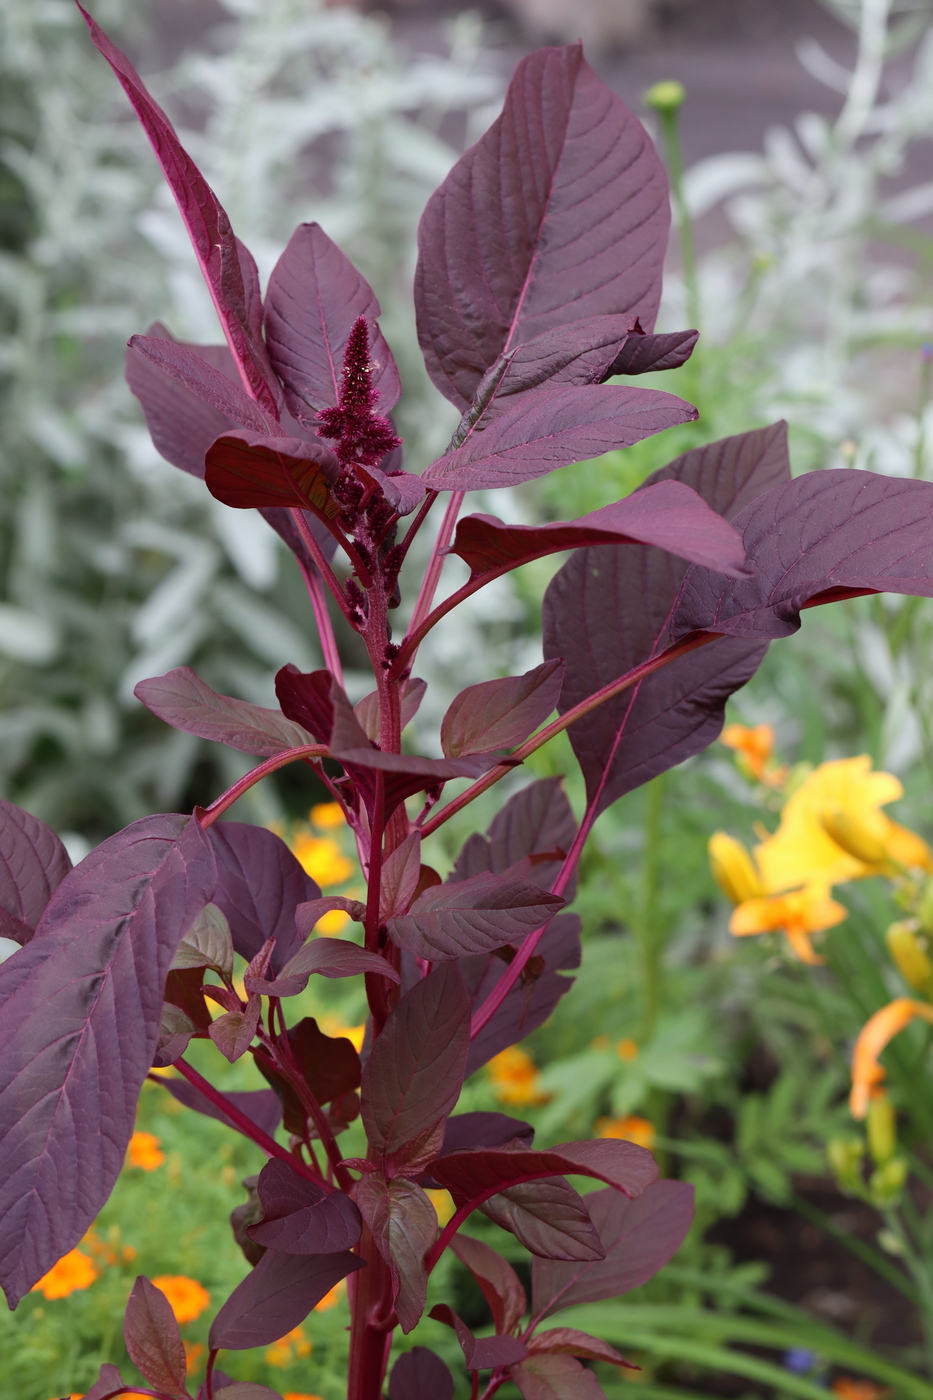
[206,431,340,515]
[385,871,564,961]
[388,1348,454,1400]
[171,902,234,980]
[127,334,280,436]
[429,1303,529,1368]
[452,777,577,896]
[207,821,319,971]
[248,1159,361,1255]
[441,661,565,757]
[357,1172,438,1333]
[482,1178,603,1261]
[0,813,215,1306]
[124,1275,188,1399]
[415,46,670,408]
[430,1140,657,1210]
[209,1248,364,1350]
[135,667,318,758]
[0,798,71,942]
[512,1353,609,1400]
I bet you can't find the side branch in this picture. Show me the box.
[197,745,328,827]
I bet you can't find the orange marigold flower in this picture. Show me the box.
[266,1325,312,1367]
[290,833,353,888]
[126,1130,165,1171]
[616,1038,639,1062]
[31,1248,98,1299]
[595,1114,655,1150]
[320,1017,366,1052]
[721,722,787,787]
[426,1189,456,1224]
[850,998,933,1119]
[283,1393,324,1400]
[831,1379,889,1399]
[183,1340,205,1374]
[311,802,345,828]
[314,1279,346,1312]
[151,1275,210,1325]
[487,1046,549,1106]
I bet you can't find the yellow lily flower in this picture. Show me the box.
[729,885,847,964]
[850,997,933,1118]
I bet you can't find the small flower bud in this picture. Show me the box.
[917,879,933,936]
[869,1154,908,1207]
[827,1138,865,1197]
[708,832,763,905]
[820,810,888,867]
[886,920,933,992]
[644,80,685,114]
[866,1090,897,1166]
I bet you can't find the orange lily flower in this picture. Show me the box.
[850,998,933,1118]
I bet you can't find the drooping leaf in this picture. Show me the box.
[0,798,71,944]
[415,45,670,408]
[357,1172,438,1333]
[481,1178,602,1261]
[294,897,365,939]
[264,222,400,417]
[207,822,319,970]
[361,963,470,1162]
[422,383,696,492]
[430,1140,657,1211]
[209,1248,364,1350]
[530,1179,695,1318]
[123,1275,188,1399]
[205,431,340,516]
[135,667,319,758]
[429,1303,529,1367]
[379,832,423,918]
[606,327,698,377]
[0,814,215,1306]
[209,997,261,1063]
[250,938,398,998]
[441,662,565,757]
[387,1348,454,1400]
[128,334,280,435]
[171,902,234,981]
[448,1233,528,1334]
[254,1017,360,1138]
[452,777,576,895]
[158,1078,282,1141]
[527,1328,635,1368]
[542,423,791,817]
[79,7,278,414]
[248,1159,361,1255]
[385,871,564,961]
[511,1353,609,1400]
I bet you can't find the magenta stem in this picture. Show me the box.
[197,745,327,827]
[405,490,464,645]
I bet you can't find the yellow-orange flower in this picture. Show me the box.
[595,1115,656,1150]
[487,1046,549,1105]
[709,832,765,906]
[31,1249,97,1299]
[126,1130,164,1171]
[831,1379,888,1399]
[290,833,354,888]
[151,1275,210,1325]
[721,722,787,787]
[266,1324,312,1367]
[730,885,847,965]
[316,908,351,935]
[314,1279,346,1312]
[183,1340,205,1374]
[616,1038,639,1062]
[426,1189,456,1224]
[850,998,933,1118]
[311,802,345,829]
[320,1016,366,1051]
[283,1393,324,1400]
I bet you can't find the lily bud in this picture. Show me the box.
[886,921,933,992]
[820,809,887,867]
[644,80,685,114]
[866,1090,897,1166]
[869,1155,908,1208]
[708,833,763,906]
[827,1138,864,1197]
[917,879,933,936]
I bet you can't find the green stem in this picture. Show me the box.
[787,1190,918,1303]
[638,772,666,1041]
[883,1206,933,1378]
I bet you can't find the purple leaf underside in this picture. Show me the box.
[0,798,72,943]
[209,1248,364,1350]
[250,937,398,998]
[135,667,317,758]
[441,660,565,757]
[356,1173,438,1333]
[128,334,280,436]
[205,431,340,516]
[481,1177,602,1261]
[512,1353,610,1400]
[386,871,564,961]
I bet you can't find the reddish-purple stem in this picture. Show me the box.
[299,557,344,684]
[406,490,464,644]
[197,745,327,827]
[289,507,361,612]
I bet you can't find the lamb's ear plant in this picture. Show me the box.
[7,8,933,1400]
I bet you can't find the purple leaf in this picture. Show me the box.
[158,1079,282,1141]
[482,1178,602,1261]
[542,424,790,817]
[355,676,427,741]
[441,1112,535,1155]
[294,897,365,939]
[527,1328,635,1368]
[357,463,426,517]
[209,998,261,1063]
[123,1275,188,1399]
[254,1017,360,1139]
[441,661,565,757]
[128,334,281,436]
[430,1139,657,1211]
[0,813,215,1306]
[275,666,368,748]
[264,222,400,417]
[361,963,470,1161]
[388,1348,454,1400]
[452,777,577,896]
[248,1159,361,1254]
[79,7,278,415]
[209,1248,364,1350]
[512,1353,609,1400]
[249,937,398,998]
[205,431,340,515]
[673,469,933,641]
[606,326,698,377]
[385,871,564,961]
[463,925,579,1077]
[422,383,696,492]
[415,46,670,408]
[84,1364,128,1400]
[531,1179,695,1318]
[448,1233,528,1334]
[450,478,749,583]
[135,667,317,758]
[429,1303,529,1368]
[207,822,319,971]
[0,798,71,943]
[379,832,423,919]
[357,1172,438,1333]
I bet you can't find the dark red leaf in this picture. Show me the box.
[207,821,319,971]
[135,667,317,758]
[388,1348,454,1400]
[294,897,366,939]
[452,777,576,896]
[531,1179,695,1317]
[361,964,470,1161]
[482,1178,603,1261]
[415,46,669,408]
[275,666,368,748]
[78,7,278,415]
[448,1232,528,1334]
[128,334,280,436]
[248,1159,361,1254]
[209,1248,364,1350]
[158,1078,282,1141]
[209,998,261,1062]
[511,1353,609,1400]
[354,676,427,742]
[357,1172,437,1333]
[84,1364,128,1400]
[123,1275,188,1398]
[450,478,749,582]
[441,1112,535,1155]
[429,1303,529,1367]
[251,937,397,998]
[463,929,578,1077]
[205,431,340,515]
[606,327,699,377]
[357,464,426,516]
[0,798,71,943]
[527,1328,635,1368]
[385,871,564,961]
[430,1139,657,1213]
[0,814,215,1306]
[254,1017,360,1138]
[441,661,565,757]
[264,222,400,417]
[379,832,423,919]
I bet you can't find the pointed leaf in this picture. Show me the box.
[128,334,280,436]
[415,46,670,408]
[482,1178,602,1261]
[355,676,427,741]
[452,478,749,583]
[606,327,698,377]
[158,1078,282,1141]
[205,431,340,515]
[294,897,365,939]
[171,902,234,980]
[429,1303,529,1367]
[512,1353,609,1400]
[209,997,261,1062]
[441,661,565,757]
[207,822,319,971]
[0,813,215,1306]
[275,666,368,748]
[125,325,234,479]
[531,1179,695,1317]
[357,1172,437,1333]
[84,1365,129,1400]
[422,383,696,491]
[361,964,470,1158]
[264,221,400,416]
[209,1248,364,1350]
[248,1159,361,1255]
[430,1140,657,1208]
[388,1348,454,1400]
[449,1233,528,1334]
[0,798,71,942]
[463,937,578,1077]
[79,7,278,414]
[441,1112,535,1155]
[385,871,564,961]
[123,1275,188,1399]
[452,777,576,896]
[254,1017,360,1138]
[135,667,318,758]
[380,832,423,918]
[250,937,398,998]
[527,1328,635,1368]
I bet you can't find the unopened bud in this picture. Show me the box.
[644,80,685,114]
[827,1138,864,1196]
[866,1091,897,1166]
[869,1155,908,1207]
[820,810,887,867]
[886,921,933,992]
[708,833,763,906]
[917,880,933,936]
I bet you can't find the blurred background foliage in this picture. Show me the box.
[7,0,933,1396]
